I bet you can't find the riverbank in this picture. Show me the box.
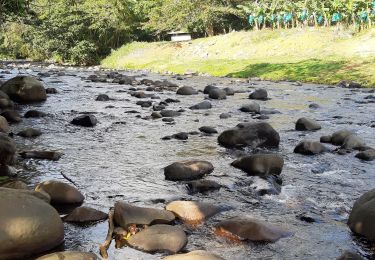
[102,27,375,87]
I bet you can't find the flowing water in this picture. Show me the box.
[1,62,375,260]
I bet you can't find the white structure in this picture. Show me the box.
[168,31,192,42]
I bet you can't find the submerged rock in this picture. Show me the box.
[114,201,175,228]
[190,101,212,110]
[36,251,99,260]
[218,122,280,149]
[163,250,225,260]
[231,154,284,176]
[295,118,321,131]
[0,116,9,133]
[348,189,375,241]
[176,86,198,95]
[239,102,260,114]
[63,206,108,223]
[249,89,268,100]
[19,150,63,161]
[186,180,221,194]
[294,141,328,155]
[355,149,375,161]
[164,160,214,181]
[215,216,290,242]
[0,76,47,103]
[166,201,221,223]
[24,110,46,118]
[199,126,218,134]
[71,114,98,127]
[127,224,187,253]
[35,180,84,204]
[96,94,110,101]
[0,188,64,259]
[160,110,181,117]
[1,109,22,123]
[0,133,16,165]
[17,128,42,138]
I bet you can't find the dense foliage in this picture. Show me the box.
[0,0,374,64]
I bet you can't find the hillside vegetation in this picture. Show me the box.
[102,28,375,87]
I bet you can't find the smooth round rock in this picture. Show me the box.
[160,110,181,117]
[331,130,353,145]
[1,180,28,190]
[163,250,225,260]
[0,133,16,165]
[190,101,212,110]
[166,201,221,223]
[24,110,47,118]
[199,126,218,134]
[176,86,198,95]
[209,89,226,100]
[0,76,47,103]
[17,128,42,138]
[341,135,365,150]
[203,85,218,94]
[1,110,22,123]
[231,154,284,176]
[35,180,84,204]
[71,115,97,127]
[239,102,260,114]
[295,118,321,131]
[249,89,268,100]
[0,188,64,259]
[36,251,99,260]
[294,141,328,155]
[63,206,108,223]
[0,116,9,133]
[348,189,375,241]
[127,224,187,253]
[186,180,221,194]
[164,161,214,181]
[355,149,375,161]
[96,94,110,101]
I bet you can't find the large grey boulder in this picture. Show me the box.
[294,141,328,155]
[190,101,212,110]
[249,89,268,100]
[0,116,9,133]
[0,76,47,103]
[295,118,321,131]
[356,149,375,161]
[331,130,353,145]
[36,251,99,260]
[218,123,280,149]
[239,102,260,114]
[231,154,284,176]
[0,188,64,259]
[0,133,16,165]
[164,160,214,181]
[209,89,227,100]
[35,180,84,204]
[63,206,108,223]
[176,86,198,95]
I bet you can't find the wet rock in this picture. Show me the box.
[320,135,332,143]
[199,126,218,134]
[239,102,260,114]
[331,130,353,145]
[209,89,226,100]
[127,224,187,253]
[95,94,110,101]
[336,251,364,260]
[1,109,22,123]
[63,206,108,223]
[0,165,17,177]
[295,118,321,131]
[36,251,99,260]
[136,100,152,107]
[0,188,64,259]
[219,113,231,119]
[17,128,42,138]
[251,175,282,196]
[337,81,362,89]
[114,202,175,228]
[348,189,375,241]
[341,135,365,150]
[224,87,235,96]
[24,110,46,118]
[165,160,214,181]
[186,180,221,194]
[0,97,14,110]
[215,216,290,242]
[45,88,58,94]
[176,86,198,95]
[204,85,218,94]
[151,112,162,119]
[161,110,181,117]
[249,89,268,100]
[1,180,28,189]
[153,104,166,111]
[294,141,328,155]
[162,118,175,123]
[35,180,84,204]
[309,103,320,109]
[166,201,221,223]
[190,101,212,110]
[132,91,148,98]
[0,76,47,103]
[163,250,224,260]
[0,116,9,133]
[20,151,63,161]
[355,149,375,161]
[165,98,180,103]
[71,114,97,127]
[0,133,16,165]
[218,122,280,149]
[253,115,269,120]
[172,132,189,140]
[231,154,284,176]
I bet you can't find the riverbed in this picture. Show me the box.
[1,62,374,260]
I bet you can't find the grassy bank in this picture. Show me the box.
[102,27,375,87]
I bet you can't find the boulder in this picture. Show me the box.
[218,122,280,149]
[24,110,46,118]
[209,89,226,100]
[35,180,84,204]
[341,135,365,150]
[231,154,284,176]
[17,128,42,138]
[336,251,363,260]
[1,110,22,123]
[164,161,214,181]
[348,189,375,241]
[355,149,375,161]
[0,116,9,133]
[163,250,224,260]
[160,110,181,117]
[294,141,328,155]
[295,118,321,131]
[127,224,187,253]
[0,188,64,259]
[199,126,218,134]
[63,206,108,223]
[320,135,332,143]
[249,89,268,100]
[0,76,47,103]
[36,251,99,260]
[151,112,162,119]
[219,113,231,119]
[114,202,175,228]
[331,130,353,145]
[0,133,16,165]
[0,98,13,110]
[337,81,362,89]
[309,103,320,109]
[223,87,235,96]
[190,101,212,110]
[176,86,198,95]
[1,180,28,189]
[251,175,282,196]
[71,115,97,127]
[215,216,290,242]
[95,94,110,101]
[166,201,221,223]
[45,88,58,94]
[0,165,17,177]
[203,85,218,94]
[239,102,260,114]
[186,180,221,194]
[20,151,63,161]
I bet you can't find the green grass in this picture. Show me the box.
[102,27,375,87]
